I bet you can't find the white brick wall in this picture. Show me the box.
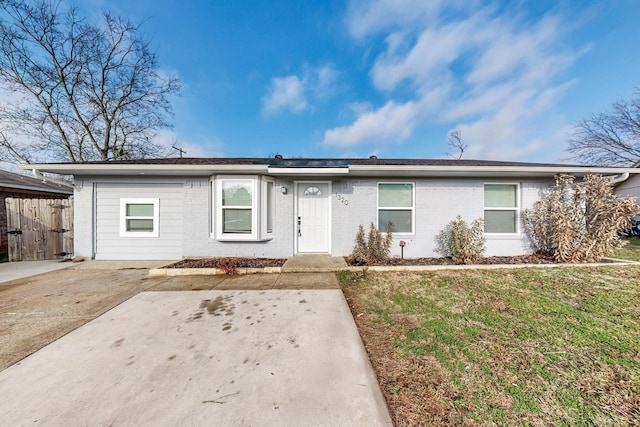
[73,175,552,259]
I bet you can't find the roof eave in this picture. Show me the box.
[0,183,73,195]
[21,163,640,179]
[347,165,640,178]
[19,163,270,176]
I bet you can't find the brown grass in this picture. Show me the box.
[339,267,640,426]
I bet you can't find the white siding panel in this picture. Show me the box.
[95,182,183,260]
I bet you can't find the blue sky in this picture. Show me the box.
[91,0,639,162]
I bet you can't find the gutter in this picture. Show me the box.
[29,168,74,189]
[0,183,72,195]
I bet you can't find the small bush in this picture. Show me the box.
[215,257,238,275]
[524,174,639,263]
[349,222,393,265]
[436,215,486,264]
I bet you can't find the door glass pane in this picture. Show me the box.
[379,184,413,207]
[222,181,252,206]
[223,209,252,233]
[126,203,154,216]
[379,210,411,233]
[484,184,517,208]
[126,219,154,232]
[303,186,322,196]
[484,210,516,233]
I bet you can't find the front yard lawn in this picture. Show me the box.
[339,266,640,426]
[614,237,640,262]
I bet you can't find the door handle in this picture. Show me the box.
[297,216,302,237]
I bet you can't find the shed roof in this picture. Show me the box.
[0,169,73,195]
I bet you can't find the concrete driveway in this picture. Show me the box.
[0,264,392,426]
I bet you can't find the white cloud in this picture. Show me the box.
[370,13,488,93]
[261,75,307,117]
[323,100,419,147]
[346,0,460,39]
[314,64,339,97]
[324,1,586,157]
[453,91,573,162]
[261,63,339,117]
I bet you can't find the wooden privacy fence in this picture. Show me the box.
[5,198,73,261]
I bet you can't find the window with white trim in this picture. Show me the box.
[262,178,275,236]
[484,184,519,234]
[214,176,275,240]
[120,198,159,237]
[378,183,414,233]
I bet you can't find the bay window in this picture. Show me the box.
[214,176,275,240]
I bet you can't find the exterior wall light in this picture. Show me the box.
[280,186,288,195]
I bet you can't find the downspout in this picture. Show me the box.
[609,172,630,185]
[29,169,74,189]
[92,182,97,259]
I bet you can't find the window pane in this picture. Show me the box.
[303,186,322,196]
[379,210,412,233]
[484,210,516,233]
[266,182,274,233]
[222,181,252,206]
[379,184,413,207]
[126,219,154,232]
[485,184,517,208]
[126,203,154,216]
[223,209,252,233]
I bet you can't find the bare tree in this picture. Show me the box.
[446,129,467,160]
[567,90,640,166]
[0,0,181,163]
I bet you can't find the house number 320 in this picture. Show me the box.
[335,192,349,206]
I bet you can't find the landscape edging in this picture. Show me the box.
[148,258,638,276]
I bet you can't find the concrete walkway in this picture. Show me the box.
[0,259,75,283]
[282,254,348,272]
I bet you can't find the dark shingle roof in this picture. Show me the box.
[38,157,584,168]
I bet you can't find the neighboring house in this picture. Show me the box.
[0,169,73,259]
[614,161,640,200]
[20,158,640,261]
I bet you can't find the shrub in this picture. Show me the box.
[349,222,393,265]
[524,174,639,263]
[215,257,238,275]
[436,215,486,264]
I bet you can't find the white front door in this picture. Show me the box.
[296,182,330,253]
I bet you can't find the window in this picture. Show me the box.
[214,176,275,240]
[378,183,414,233]
[303,186,322,196]
[120,198,159,237]
[262,178,275,236]
[484,184,519,234]
[220,178,256,237]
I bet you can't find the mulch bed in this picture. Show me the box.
[167,253,559,269]
[163,253,618,270]
[163,257,287,269]
[346,253,558,266]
